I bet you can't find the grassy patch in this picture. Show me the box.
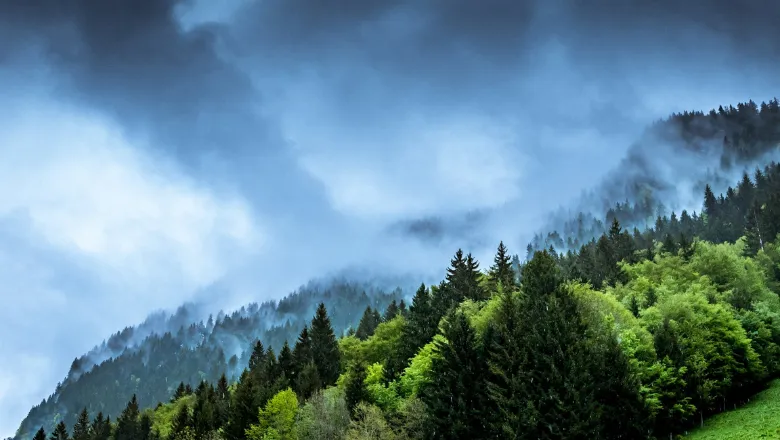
[684,379,780,439]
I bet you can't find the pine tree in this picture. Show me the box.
[292,325,313,382]
[487,250,647,438]
[90,413,111,440]
[248,340,266,372]
[355,306,380,341]
[663,233,678,255]
[71,407,91,440]
[226,370,257,440]
[385,283,436,380]
[420,311,493,439]
[384,300,400,321]
[398,299,408,318]
[138,413,153,440]
[33,428,46,440]
[278,340,294,385]
[114,395,140,440]
[309,303,341,386]
[344,363,369,417]
[50,421,69,440]
[488,241,516,292]
[172,382,187,402]
[295,361,322,401]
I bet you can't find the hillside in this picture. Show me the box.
[683,379,780,439]
[11,97,780,440]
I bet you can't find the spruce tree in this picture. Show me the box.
[114,395,140,440]
[292,326,313,381]
[50,421,69,440]
[171,403,191,438]
[172,382,187,402]
[248,340,265,372]
[488,241,516,292]
[90,413,111,440]
[420,311,493,439]
[226,370,257,440]
[487,250,647,438]
[398,299,408,318]
[71,407,91,440]
[355,306,380,341]
[384,300,400,321]
[385,283,436,380]
[33,428,46,440]
[278,340,294,385]
[295,361,322,401]
[138,413,153,440]
[344,363,369,417]
[309,303,341,386]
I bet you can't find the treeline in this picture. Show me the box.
[24,165,780,439]
[15,281,406,440]
[530,97,780,253]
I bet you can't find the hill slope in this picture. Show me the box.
[684,379,780,440]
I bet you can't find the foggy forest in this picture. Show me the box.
[3,0,780,439]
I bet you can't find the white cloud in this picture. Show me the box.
[0,98,264,436]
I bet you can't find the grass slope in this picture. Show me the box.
[684,379,780,439]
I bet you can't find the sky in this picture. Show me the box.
[2,0,780,436]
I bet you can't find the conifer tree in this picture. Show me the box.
[295,361,322,401]
[292,326,313,381]
[71,408,91,440]
[248,340,265,372]
[171,403,191,439]
[385,283,436,380]
[344,363,369,417]
[50,421,69,440]
[172,382,187,402]
[355,306,381,341]
[383,300,400,321]
[138,413,153,440]
[488,241,516,292]
[398,299,408,318]
[278,340,294,385]
[226,370,258,440]
[90,413,111,440]
[309,303,340,386]
[420,311,493,439]
[114,395,140,440]
[33,428,46,440]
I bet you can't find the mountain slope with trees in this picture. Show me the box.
[11,97,780,439]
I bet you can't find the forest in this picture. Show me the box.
[11,98,780,440]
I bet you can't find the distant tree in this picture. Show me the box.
[383,300,400,321]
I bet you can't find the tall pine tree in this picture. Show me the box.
[309,303,341,387]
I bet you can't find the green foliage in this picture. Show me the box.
[295,387,350,440]
[246,388,299,440]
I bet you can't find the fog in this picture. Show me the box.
[1,0,780,435]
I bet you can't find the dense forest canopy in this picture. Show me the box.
[10,97,780,440]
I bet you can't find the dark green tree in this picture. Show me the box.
[344,363,370,417]
[50,422,69,440]
[385,283,436,380]
[278,340,294,385]
[171,403,191,439]
[420,311,493,439]
[384,300,400,321]
[71,408,91,440]
[355,306,381,341]
[90,413,111,440]
[309,303,341,386]
[172,382,187,402]
[113,395,140,440]
[295,360,322,401]
[488,241,516,292]
[33,428,46,440]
